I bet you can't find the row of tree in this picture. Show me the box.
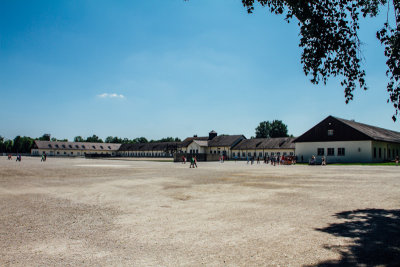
[0,134,182,153]
[73,135,181,144]
[0,136,35,154]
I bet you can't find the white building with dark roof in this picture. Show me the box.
[31,141,121,157]
[294,115,400,163]
[179,131,246,159]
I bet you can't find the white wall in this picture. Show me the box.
[187,142,206,154]
[371,141,400,162]
[295,141,372,163]
[231,148,295,158]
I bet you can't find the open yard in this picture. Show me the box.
[0,156,399,266]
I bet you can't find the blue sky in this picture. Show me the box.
[1,0,398,141]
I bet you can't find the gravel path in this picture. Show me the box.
[1,157,399,266]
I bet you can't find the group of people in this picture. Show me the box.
[181,155,198,168]
[246,155,296,166]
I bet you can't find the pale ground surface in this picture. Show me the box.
[0,156,399,266]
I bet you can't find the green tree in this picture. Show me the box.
[85,135,103,143]
[133,137,148,143]
[12,136,34,153]
[4,140,13,153]
[38,134,51,141]
[255,120,289,138]
[74,136,84,142]
[242,0,400,121]
[0,136,4,153]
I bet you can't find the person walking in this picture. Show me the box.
[194,156,198,168]
[321,156,326,166]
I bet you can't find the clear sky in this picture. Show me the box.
[1,0,399,141]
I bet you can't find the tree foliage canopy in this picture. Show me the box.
[242,0,400,121]
[255,120,289,138]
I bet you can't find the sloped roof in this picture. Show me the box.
[181,136,209,147]
[294,115,400,143]
[193,140,209,147]
[119,142,180,151]
[335,117,400,143]
[208,135,245,147]
[232,137,296,150]
[34,141,121,151]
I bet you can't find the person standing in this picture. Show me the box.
[321,156,326,166]
[395,156,399,166]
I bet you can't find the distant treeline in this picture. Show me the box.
[0,134,182,154]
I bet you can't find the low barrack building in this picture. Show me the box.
[294,115,400,163]
[31,141,121,157]
[118,142,180,157]
[231,137,296,159]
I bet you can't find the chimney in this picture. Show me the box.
[209,130,217,140]
[193,134,198,138]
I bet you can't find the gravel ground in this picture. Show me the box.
[0,156,399,266]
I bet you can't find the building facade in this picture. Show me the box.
[294,116,400,163]
[31,141,121,157]
[231,137,296,159]
[179,131,245,160]
[117,142,179,157]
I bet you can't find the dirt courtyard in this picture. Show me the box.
[1,157,399,266]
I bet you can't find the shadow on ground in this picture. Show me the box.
[311,209,400,266]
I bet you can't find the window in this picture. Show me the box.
[57,151,60,154]
[327,148,334,156]
[108,146,111,149]
[397,149,399,156]
[48,144,52,148]
[379,148,382,158]
[328,129,334,136]
[242,152,245,157]
[248,152,251,156]
[75,145,79,148]
[62,145,66,148]
[64,152,66,155]
[259,152,263,157]
[290,152,294,156]
[92,146,96,149]
[196,149,198,154]
[338,148,345,156]
[82,145,85,149]
[69,145,72,148]
[100,146,104,149]
[271,152,274,156]
[374,147,377,158]
[389,149,391,158]
[71,152,73,155]
[55,144,59,148]
[283,152,287,156]
[233,152,236,157]
[317,148,324,156]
